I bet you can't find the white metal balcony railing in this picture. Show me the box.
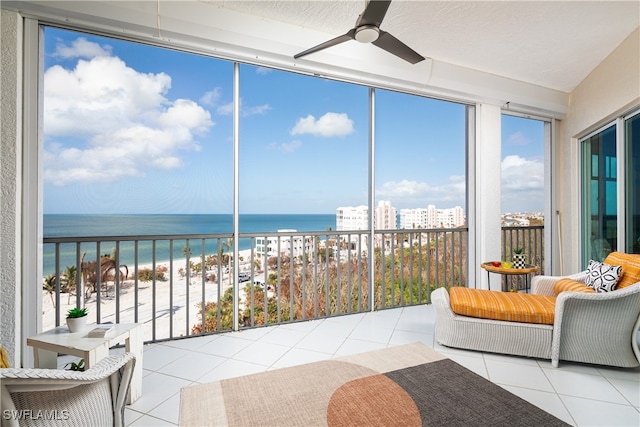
[42,226,543,344]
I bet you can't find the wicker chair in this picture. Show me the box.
[433,282,640,368]
[0,353,135,427]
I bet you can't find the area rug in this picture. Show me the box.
[179,342,568,426]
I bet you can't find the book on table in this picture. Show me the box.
[88,323,114,338]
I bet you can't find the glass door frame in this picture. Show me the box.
[578,107,639,266]
[579,122,618,266]
[624,109,640,253]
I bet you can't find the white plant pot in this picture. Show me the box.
[512,253,526,269]
[66,316,87,333]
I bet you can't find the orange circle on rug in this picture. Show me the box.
[326,374,421,427]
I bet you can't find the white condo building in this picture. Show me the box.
[375,200,397,230]
[336,201,397,231]
[255,230,315,258]
[336,205,369,230]
[400,205,465,229]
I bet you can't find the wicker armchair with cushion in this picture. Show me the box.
[0,352,135,427]
[433,252,640,368]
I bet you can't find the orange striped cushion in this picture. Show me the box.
[450,287,556,325]
[553,278,596,295]
[604,252,640,289]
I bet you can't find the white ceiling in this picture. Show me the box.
[212,0,639,93]
[3,0,638,116]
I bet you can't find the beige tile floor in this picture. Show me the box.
[75,304,639,426]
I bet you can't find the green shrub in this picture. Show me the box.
[138,267,166,282]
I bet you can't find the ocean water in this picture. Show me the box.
[43,214,336,276]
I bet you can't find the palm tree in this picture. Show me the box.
[182,244,193,281]
[43,274,57,307]
[61,265,77,293]
[222,238,233,279]
[182,245,192,258]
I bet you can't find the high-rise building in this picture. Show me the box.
[374,200,397,230]
[336,201,398,231]
[437,206,465,228]
[336,205,369,230]
[255,230,315,258]
[400,205,465,228]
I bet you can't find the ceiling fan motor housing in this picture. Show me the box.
[355,25,380,43]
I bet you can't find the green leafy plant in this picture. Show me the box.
[66,307,88,318]
[64,359,85,371]
[138,266,167,282]
[513,247,524,254]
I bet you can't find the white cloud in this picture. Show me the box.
[214,98,270,117]
[216,101,234,116]
[200,87,222,107]
[44,44,213,186]
[243,104,271,116]
[158,99,212,135]
[255,67,272,75]
[53,37,112,59]
[505,131,530,146]
[268,140,302,153]
[377,176,465,209]
[375,155,543,212]
[290,112,354,137]
[501,155,544,212]
[379,180,431,197]
[501,155,543,191]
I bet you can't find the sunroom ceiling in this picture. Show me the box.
[3,0,638,116]
[213,0,639,93]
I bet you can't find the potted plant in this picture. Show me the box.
[512,247,526,269]
[64,358,85,371]
[66,307,88,333]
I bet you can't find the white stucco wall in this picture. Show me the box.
[1,9,21,366]
[557,27,640,274]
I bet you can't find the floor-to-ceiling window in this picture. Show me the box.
[625,111,640,253]
[580,108,640,261]
[501,114,546,270]
[375,89,467,296]
[581,125,617,263]
[238,64,368,321]
[40,24,473,336]
[500,115,545,218]
[42,27,234,335]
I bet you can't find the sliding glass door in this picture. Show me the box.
[581,125,617,263]
[580,109,640,264]
[626,112,640,253]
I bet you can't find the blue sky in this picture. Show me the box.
[43,27,544,215]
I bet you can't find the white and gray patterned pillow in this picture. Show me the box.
[585,260,622,292]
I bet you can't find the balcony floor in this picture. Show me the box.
[87,304,639,426]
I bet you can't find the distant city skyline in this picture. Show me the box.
[42,27,545,216]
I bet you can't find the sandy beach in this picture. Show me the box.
[42,249,263,341]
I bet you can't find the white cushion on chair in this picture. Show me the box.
[585,260,622,292]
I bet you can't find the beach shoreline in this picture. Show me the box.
[42,249,262,341]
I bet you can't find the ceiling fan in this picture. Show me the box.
[294,0,425,64]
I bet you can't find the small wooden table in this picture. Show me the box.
[27,323,143,403]
[481,262,539,292]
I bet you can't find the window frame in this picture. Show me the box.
[578,106,640,266]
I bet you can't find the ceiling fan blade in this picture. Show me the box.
[294,29,356,59]
[357,0,392,27]
[372,30,425,64]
